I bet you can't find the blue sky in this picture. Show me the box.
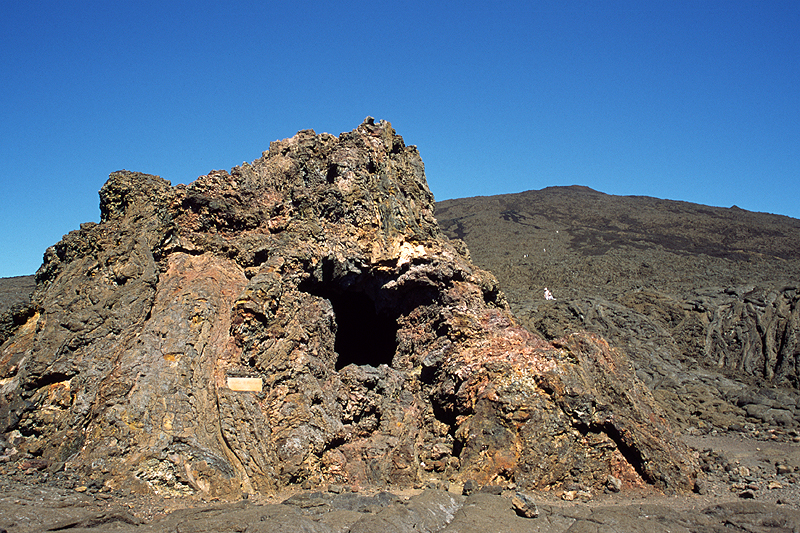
[1,1,798,277]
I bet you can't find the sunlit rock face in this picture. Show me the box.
[0,118,697,498]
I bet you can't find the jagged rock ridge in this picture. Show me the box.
[0,119,696,498]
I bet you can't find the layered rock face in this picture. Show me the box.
[0,119,696,498]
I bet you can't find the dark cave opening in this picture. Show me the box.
[328,291,398,370]
[298,272,400,371]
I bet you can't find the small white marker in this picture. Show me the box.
[227,377,263,392]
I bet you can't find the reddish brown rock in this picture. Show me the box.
[0,118,697,498]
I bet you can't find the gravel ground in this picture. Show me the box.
[1,433,798,533]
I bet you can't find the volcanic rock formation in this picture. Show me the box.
[0,119,697,498]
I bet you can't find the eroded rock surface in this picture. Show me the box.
[0,119,696,498]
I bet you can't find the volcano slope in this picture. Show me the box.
[436,186,800,435]
[0,119,696,501]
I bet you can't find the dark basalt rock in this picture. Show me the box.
[0,119,696,498]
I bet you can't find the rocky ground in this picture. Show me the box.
[1,431,800,532]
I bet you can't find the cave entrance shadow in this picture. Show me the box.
[327,290,398,370]
[299,278,399,371]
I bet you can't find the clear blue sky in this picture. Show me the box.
[1,1,798,277]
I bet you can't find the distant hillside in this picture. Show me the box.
[436,186,800,305]
[437,187,800,432]
[0,275,35,314]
